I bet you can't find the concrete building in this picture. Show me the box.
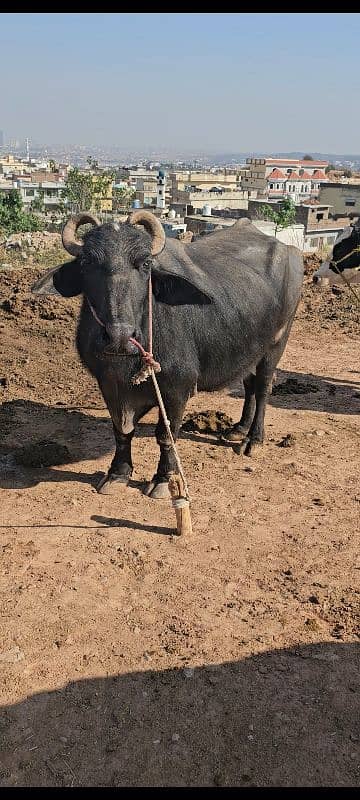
[161,215,187,238]
[242,157,328,199]
[170,170,242,197]
[156,170,166,210]
[318,183,360,219]
[247,197,350,252]
[172,188,249,212]
[10,180,66,210]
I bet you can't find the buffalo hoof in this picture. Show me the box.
[143,479,170,500]
[232,437,263,456]
[220,426,248,444]
[97,472,130,495]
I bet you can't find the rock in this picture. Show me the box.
[277,433,296,448]
[0,646,25,663]
[184,667,194,678]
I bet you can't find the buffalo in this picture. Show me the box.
[32,211,303,498]
[313,220,360,287]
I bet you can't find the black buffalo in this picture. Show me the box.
[313,219,360,286]
[32,211,303,498]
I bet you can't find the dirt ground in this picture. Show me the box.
[0,248,359,787]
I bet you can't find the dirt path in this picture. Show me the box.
[0,260,359,786]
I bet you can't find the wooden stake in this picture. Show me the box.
[168,473,192,536]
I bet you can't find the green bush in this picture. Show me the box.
[0,189,44,235]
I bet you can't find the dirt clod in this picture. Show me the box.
[14,440,71,467]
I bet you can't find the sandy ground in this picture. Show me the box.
[0,253,359,787]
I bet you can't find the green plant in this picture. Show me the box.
[0,189,44,235]
[257,198,296,237]
[113,186,136,212]
[62,167,115,214]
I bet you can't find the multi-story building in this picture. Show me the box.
[318,183,360,220]
[14,179,66,210]
[247,197,350,252]
[242,157,328,200]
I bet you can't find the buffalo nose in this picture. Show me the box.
[105,323,136,348]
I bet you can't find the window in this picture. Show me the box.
[316,213,324,221]
[269,183,274,189]
[25,189,35,196]
[345,199,356,206]
[310,237,319,248]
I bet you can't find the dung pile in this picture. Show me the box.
[181,410,234,435]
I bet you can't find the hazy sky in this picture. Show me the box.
[1,12,359,153]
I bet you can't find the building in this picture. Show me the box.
[156,170,166,210]
[247,197,350,252]
[170,170,242,197]
[318,183,360,219]
[9,179,66,210]
[242,157,328,199]
[161,214,187,238]
[172,188,249,212]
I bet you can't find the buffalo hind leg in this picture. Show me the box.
[222,373,256,443]
[144,395,187,500]
[97,426,134,494]
[237,356,274,456]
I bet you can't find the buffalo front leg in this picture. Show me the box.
[97,425,134,494]
[143,395,187,500]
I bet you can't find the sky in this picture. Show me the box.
[1,12,360,154]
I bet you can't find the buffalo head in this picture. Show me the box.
[32,211,212,356]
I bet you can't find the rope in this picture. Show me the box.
[130,275,190,501]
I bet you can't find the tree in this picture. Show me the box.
[325,163,336,174]
[113,186,136,212]
[30,190,45,214]
[257,198,296,237]
[62,167,115,215]
[303,154,314,160]
[0,189,44,235]
[49,159,57,173]
[343,168,352,178]
[87,156,99,171]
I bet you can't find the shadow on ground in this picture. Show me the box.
[0,642,358,787]
[230,368,360,416]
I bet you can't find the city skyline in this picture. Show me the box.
[1,13,360,153]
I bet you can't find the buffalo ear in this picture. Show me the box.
[151,271,212,306]
[31,260,82,297]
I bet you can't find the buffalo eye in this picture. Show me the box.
[138,257,152,272]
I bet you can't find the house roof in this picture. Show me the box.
[300,171,312,179]
[268,168,286,179]
[312,170,327,180]
[286,172,301,181]
[264,158,328,167]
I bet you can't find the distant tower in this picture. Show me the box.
[156,169,166,210]
[0,130,4,147]
[26,137,30,161]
